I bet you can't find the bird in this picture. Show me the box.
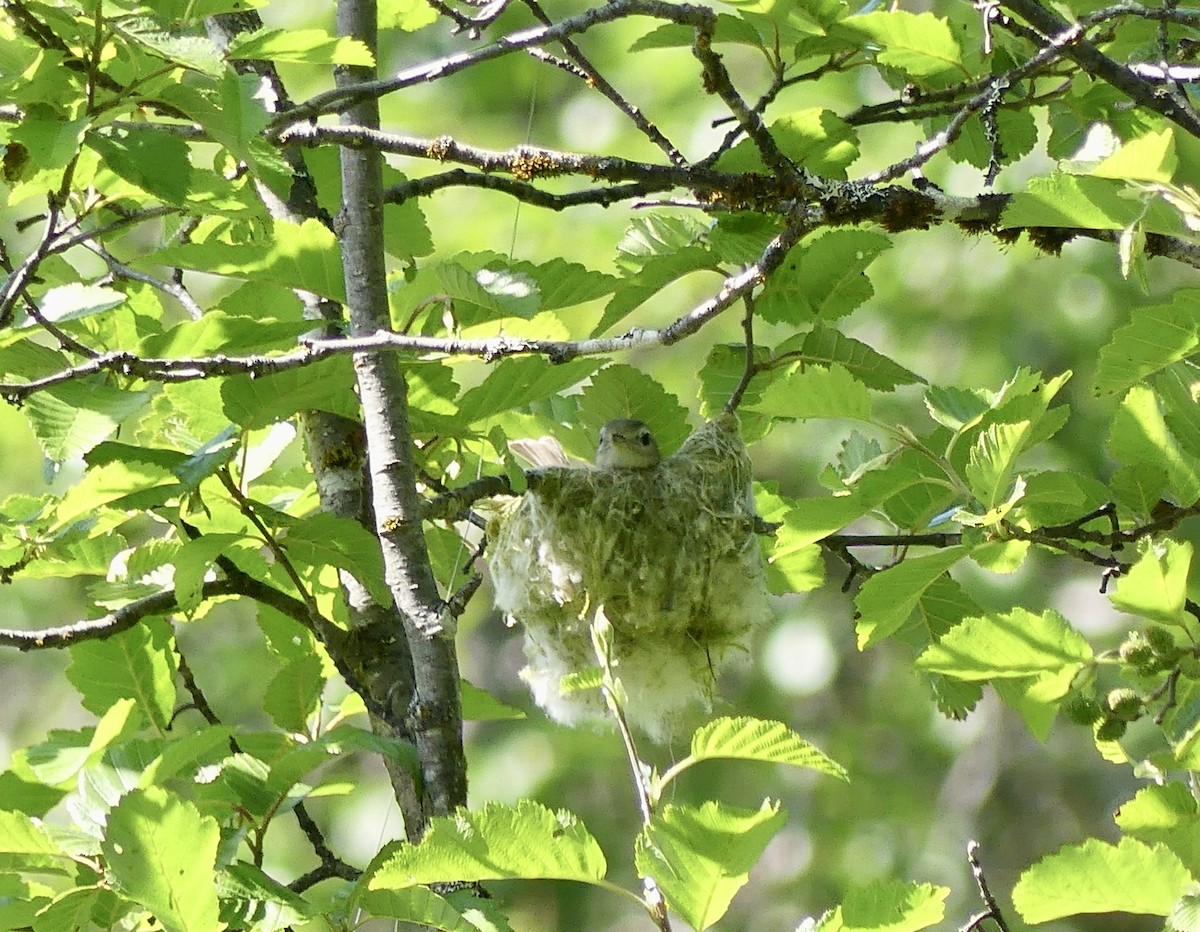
[595,419,661,470]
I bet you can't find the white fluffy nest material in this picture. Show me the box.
[488,413,773,743]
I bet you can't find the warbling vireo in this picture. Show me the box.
[595,419,661,469]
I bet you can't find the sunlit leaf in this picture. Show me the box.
[1012,838,1191,922]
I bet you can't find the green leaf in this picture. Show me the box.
[615,216,707,270]
[66,619,177,732]
[503,258,616,312]
[87,127,193,204]
[457,358,601,424]
[777,324,922,390]
[264,653,325,732]
[283,512,390,604]
[1109,538,1191,625]
[37,283,126,324]
[756,364,873,421]
[1158,363,1200,459]
[1109,385,1200,504]
[756,232,890,324]
[227,28,374,65]
[948,107,1038,171]
[962,371,1070,511]
[360,885,480,931]
[102,787,223,932]
[964,420,1032,511]
[149,219,346,302]
[924,384,990,433]
[172,533,243,614]
[1115,783,1200,876]
[1012,837,1192,923]
[218,861,316,928]
[1001,174,1166,230]
[764,534,825,593]
[0,809,71,873]
[681,717,846,779]
[0,874,51,929]
[698,344,772,425]
[578,364,691,455]
[368,800,607,888]
[1111,462,1168,519]
[716,109,859,178]
[631,15,764,51]
[834,880,950,932]
[834,11,964,84]
[431,260,542,325]
[1094,292,1200,395]
[138,311,312,358]
[637,800,785,931]
[24,729,98,787]
[762,493,873,593]
[461,681,525,721]
[10,104,89,172]
[597,246,715,334]
[708,213,784,266]
[221,357,359,428]
[854,547,968,648]
[380,0,440,30]
[0,770,66,817]
[916,608,1093,686]
[137,726,234,790]
[722,0,845,47]
[114,17,226,75]
[1090,128,1178,183]
[23,380,152,464]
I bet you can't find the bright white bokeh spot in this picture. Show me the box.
[762,618,838,696]
[1053,576,1131,636]
[1056,272,1108,324]
[557,93,621,152]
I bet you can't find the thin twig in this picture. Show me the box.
[962,841,1011,932]
[522,0,688,166]
[87,242,205,320]
[725,293,760,413]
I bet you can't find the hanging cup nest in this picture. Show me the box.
[488,413,773,743]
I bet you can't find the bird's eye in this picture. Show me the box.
[639,431,652,446]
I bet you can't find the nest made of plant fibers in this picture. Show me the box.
[488,413,773,743]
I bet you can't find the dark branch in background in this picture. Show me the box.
[87,241,204,320]
[725,294,760,413]
[960,841,1011,932]
[290,805,361,890]
[521,0,687,167]
[279,124,731,190]
[0,578,253,649]
[385,170,663,210]
[217,468,328,625]
[177,640,359,885]
[424,0,512,35]
[268,0,721,130]
[3,199,1199,402]
[999,0,1200,137]
[422,475,514,521]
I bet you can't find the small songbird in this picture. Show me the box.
[595,419,661,470]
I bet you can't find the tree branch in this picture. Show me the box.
[336,0,467,828]
[269,0,721,131]
[1000,0,1200,137]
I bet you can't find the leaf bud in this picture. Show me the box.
[1060,691,1103,726]
[1095,716,1128,742]
[1118,635,1159,674]
[1106,688,1143,721]
[1146,625,1181,659]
